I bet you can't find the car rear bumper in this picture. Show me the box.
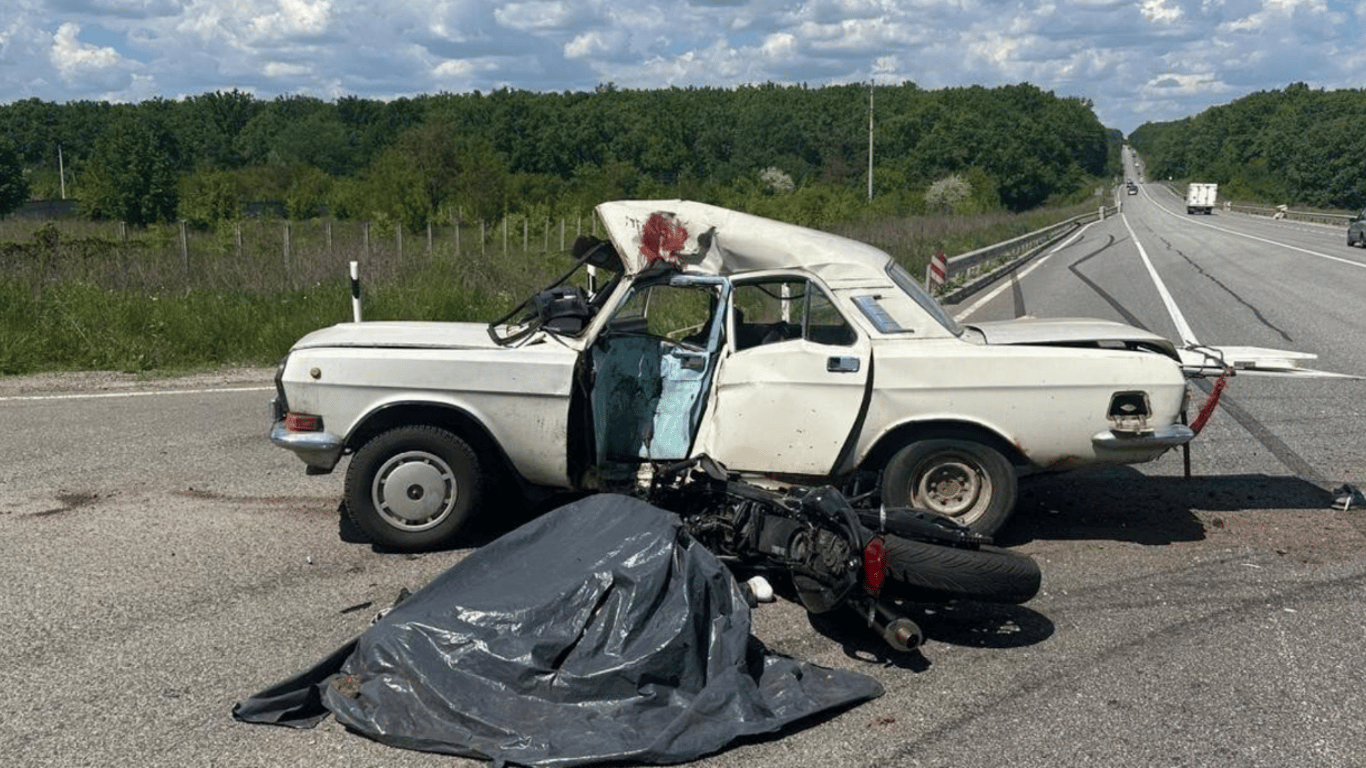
[1091,423,1195,459]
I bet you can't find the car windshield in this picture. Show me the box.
[886,261,963,336]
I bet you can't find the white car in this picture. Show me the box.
[271,200,1201,550]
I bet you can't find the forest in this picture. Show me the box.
[1128,82,1366,209]
[0,81,1119,230]
[0,82,1125,375]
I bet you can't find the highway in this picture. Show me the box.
[3,175,1366,766]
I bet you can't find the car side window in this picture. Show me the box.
[732,279,855,351]
[610,282,717,346]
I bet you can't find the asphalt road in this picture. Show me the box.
[4,179,1366,767]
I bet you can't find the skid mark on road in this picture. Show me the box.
[1062,234,1154,331]
[1190,377,1326,486]
[21,491,103,518]
[873,562,1366,768]
[1156,236,1295,344]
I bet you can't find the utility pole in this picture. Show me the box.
[867,83,874,201]
[58,145,67,199]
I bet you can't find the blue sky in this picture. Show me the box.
[2,0,1360,135]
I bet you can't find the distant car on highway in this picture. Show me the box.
[1347,209,1366,247]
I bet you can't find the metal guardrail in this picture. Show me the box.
[1226,203,1354,226]
[935,205,1116,304]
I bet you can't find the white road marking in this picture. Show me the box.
[0,385,273,403]
[1121,212,1201,347]
[1151,192,1366,271]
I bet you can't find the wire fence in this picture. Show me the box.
[0,213,603,295]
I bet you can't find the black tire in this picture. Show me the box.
[880,535,1041,604]
[880,439,1017,537]
[344,425,481,551]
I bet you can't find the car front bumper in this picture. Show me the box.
[269,419,344,473]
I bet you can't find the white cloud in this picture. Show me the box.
[0,0,1359,135]
[1140,0,1184,23]
[50,22,131,88]
[495,1,585,31]
[247,0,333,42]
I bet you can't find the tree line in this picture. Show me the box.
[0,82,1120,232]
[1128,82,1366,209]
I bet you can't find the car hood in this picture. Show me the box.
[963,317,1180,358]
[289,321,498,351]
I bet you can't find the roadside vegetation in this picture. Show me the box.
[0,202,1099,376]
[1,82,1121,375]
[1129,82,1366,210]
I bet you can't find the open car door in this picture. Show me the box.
[587,273,730,471]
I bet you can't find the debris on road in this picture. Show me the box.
[233,494,883,766]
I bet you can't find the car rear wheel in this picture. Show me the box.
[880,439,1017,537]
[344,425,481,551]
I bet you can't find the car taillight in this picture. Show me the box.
[862,536,886,596]
[284,411,323,432]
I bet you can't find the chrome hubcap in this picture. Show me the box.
[373,450,457,530]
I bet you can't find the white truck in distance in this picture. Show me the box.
[1186,183,1218,214]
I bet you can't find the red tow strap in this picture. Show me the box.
[1189,368,1233,435]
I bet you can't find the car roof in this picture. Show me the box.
[595,200,895,280]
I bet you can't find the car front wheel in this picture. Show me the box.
[880,439,1017,537]
[344,425,481,551]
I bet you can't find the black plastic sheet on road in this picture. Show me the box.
[233,494,883,767]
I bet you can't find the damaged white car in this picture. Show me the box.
[270,200,1252,550]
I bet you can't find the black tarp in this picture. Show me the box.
[233,494,882,767]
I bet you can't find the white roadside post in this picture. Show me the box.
[350,261,362,323]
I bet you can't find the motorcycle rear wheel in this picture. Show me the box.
[879,535,1040,604]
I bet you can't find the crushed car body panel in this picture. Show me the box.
[271,199,1248,537]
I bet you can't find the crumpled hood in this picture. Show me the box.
[289,321,497,351]
[964,317,1179,358]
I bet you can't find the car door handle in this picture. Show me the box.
[827,356,860,373]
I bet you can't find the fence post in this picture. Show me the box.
[560,218,565,251]
[179,220,189,283]
[283,221,291,286]
[427,222,433,252]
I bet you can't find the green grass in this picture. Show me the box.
[0,204,1090,375]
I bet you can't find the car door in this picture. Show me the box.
[586,273,730,469]
[696,276,871,476]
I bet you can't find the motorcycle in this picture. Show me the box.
[647,456,1042,652]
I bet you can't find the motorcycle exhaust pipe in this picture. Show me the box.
[860,600,924,652]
